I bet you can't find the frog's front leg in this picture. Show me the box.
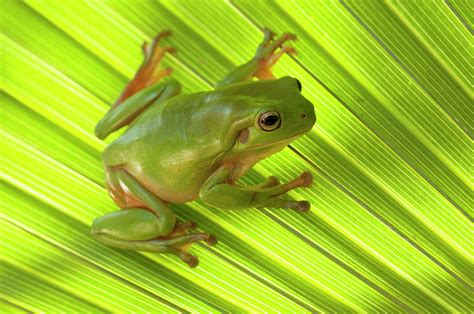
[216,28,297,87]
[200,166,312,212]
[92,168,216,267]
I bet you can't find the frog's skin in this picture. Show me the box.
[92,29,316,267]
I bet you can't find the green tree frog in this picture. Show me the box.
[92,29,316,267]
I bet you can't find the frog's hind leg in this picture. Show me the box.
[114,31,176,107]
[95,31,181,140]
[92,216,216,267]
[92,168,216,267]
[95,78,181,140]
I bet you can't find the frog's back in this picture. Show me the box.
[102,91,234,203]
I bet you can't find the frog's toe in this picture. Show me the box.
[206,234,218,246]
[143,31,172,58]
[187,255,199,268]
[283,46,297,55]
[267,176,280,187]
[156,30,172,40]
[297,200,311,212]
[145,31,171,51]
[261,27,275,45]
[300,171,313,187]
[282,32,297,42]
[162,46,176,55]
[180,251,199,268]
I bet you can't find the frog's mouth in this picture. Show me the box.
[247,130,308,149]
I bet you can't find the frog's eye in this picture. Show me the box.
[296,79,302,92]
[258,111,281,131]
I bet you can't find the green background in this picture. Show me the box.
[1,0,472,312]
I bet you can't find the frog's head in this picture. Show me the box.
[219,76,316,158]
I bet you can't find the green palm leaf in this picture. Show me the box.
[1,0,472,312]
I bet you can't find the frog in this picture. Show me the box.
[91,28,316,267]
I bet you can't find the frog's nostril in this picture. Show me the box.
[301,113,307,119]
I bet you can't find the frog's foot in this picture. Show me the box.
[254,28,297,80]
[258,172,313,212]
[158,221,217,267]
[167,232,218,267]
[141,31,175,85]
[114,31,175,106]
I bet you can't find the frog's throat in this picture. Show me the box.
[246,130,307,149]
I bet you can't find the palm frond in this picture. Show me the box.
[1,0,472,312]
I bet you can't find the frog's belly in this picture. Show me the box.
[124,158,217,204]
[103,129,225,204]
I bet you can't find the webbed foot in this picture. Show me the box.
[256,172,313,212]
[114,31,175,107]
[254,28,297,79]
[162,221,217,268]
[215,27,297,87]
